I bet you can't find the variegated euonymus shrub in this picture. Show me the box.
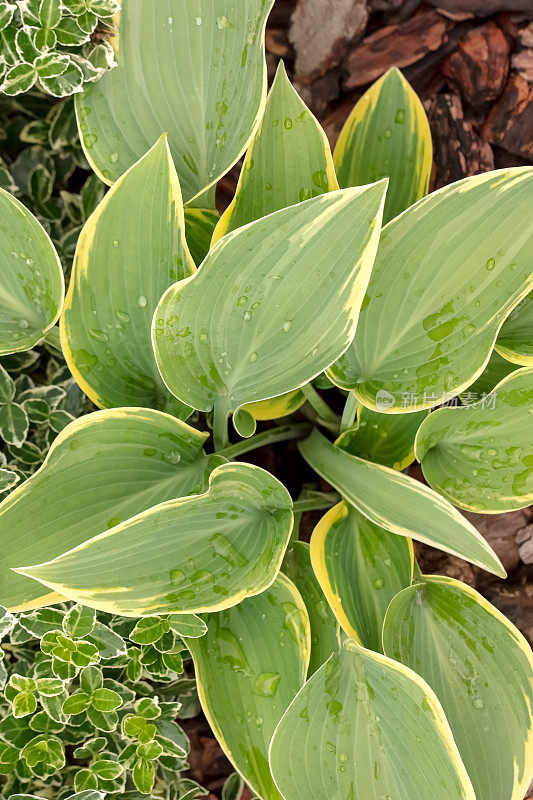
[0,2,532,800]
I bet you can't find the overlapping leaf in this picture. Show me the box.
[329,168,533,410]
[0,187,64,355]
[153,184,387,426]
[383,575,533,800]
[311,502,412,650]
[336,404,428,470]
[0,408,224,611]
[415,367,533,512]
[299,429,505,576]
[184,206,220,266]
[61,135,194,415]
[15,463,293,616]
[269,638,476,800]
[187,574,310,800]
[461,349,516,401]
[282,541,339,675]
[75,0,274,202]
[334,67,432,224]
[211,61,337,244]
[496,291,533,366]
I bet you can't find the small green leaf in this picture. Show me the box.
[334,67,432,224]
[91,687,122,712]
[133,756,155,794]
[130,617,169,645]
[14,463,293,616]
[310,502,412,650]
[55,16,90,46]
[168,613,207,639]
[62,691,91,715]
[75,0,274,202]
[61,135,194,415]
[13,691,37,718]
[496,291,533,366]
[39,0,61,29]
[63,604,96,639]
[153,184,386,418]
[91,758,123,779]
[282,541,339,676]
[415,366,533,511]
[0,188,64,354]
[329,168,533,410]
[187,574,310,800]
[299,428,505,577]
[39,60,84,97]
[269,639,476,800]
[0,407,223,611]
[0,402,29,447]
[383,575,533,800]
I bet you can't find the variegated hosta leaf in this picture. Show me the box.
[415,367,533,512]
[269,638,476,800]
[184,207,220,267]
[496,291,533,366]
[383,575,533,800]
[461,349,516,401]
[75,0,273,203]
[243,389,305,422]
[334,67,432,224]
[61,135,194,416]
[15,462,293,616]
[211,60,338,245]
[310,502,412,650]
[329,168,533,411]
[299,429,505,576]
[336,404,428,470]
[0,408,224,612]
[187,573,310,800]
[0,187,64,355]
[282,541,339,676]
[153,184,386,422]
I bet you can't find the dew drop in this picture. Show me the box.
[486,257,496,270]
[282,320,292,332]
[137,294,147,308]
[249,352,258,363]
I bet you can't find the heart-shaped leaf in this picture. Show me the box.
[311,502,412,650]
[153,183,387,431]
[282,541,339,676]
[299,429,505,577]
[0,188,64,355]
[211,61,337,244]
[329,168,533,410]
[61,135,194,416]
[495,291,533,366]
[0,407,224,611]
[336,404,428,470]
[269,638,476,800]
[187,573,310,800]
[334,67,432,224]
[75,0,274,202]
[383,575,533,800]
[14,462,293,616]
[415,366,533,512]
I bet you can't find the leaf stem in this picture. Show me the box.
[340,391,359,433]
[213,398,230,452]
[300,383,340,429]
[218,422,312,459]
[292,492,340,513]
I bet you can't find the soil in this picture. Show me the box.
[193,1,533,796]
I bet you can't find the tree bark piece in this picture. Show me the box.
[441,21,510,105]
[290,0,368,82]
[428,0,533,17]
[482,73,533,158]
[343,7,454,89]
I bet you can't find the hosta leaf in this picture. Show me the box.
[311,502,412,650]
[14,462,293,616]
[0,407,224,611]
[282,541,339,676]
[336,404,428,470]
[0,188,64,355]
[383,575,533,800]
[495,291,533,366]
[211,61,337,245]
[299,429,505,576]
[243,389,305,421]
[334,67,432,224]
[415,367,533,512]
[329,168,533,410]
[187,573,310,800]
[61,135,194,416]
[75,0,274,202]
[461,349,516,401]
[184,207,219,267]
[153,184,386,422]
[269,638,475,800]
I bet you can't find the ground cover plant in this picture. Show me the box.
[0,2,532,799]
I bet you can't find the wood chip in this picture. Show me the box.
[441,21,510,105]
[482,73,533,158]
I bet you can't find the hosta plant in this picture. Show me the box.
[1,2,533,800]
